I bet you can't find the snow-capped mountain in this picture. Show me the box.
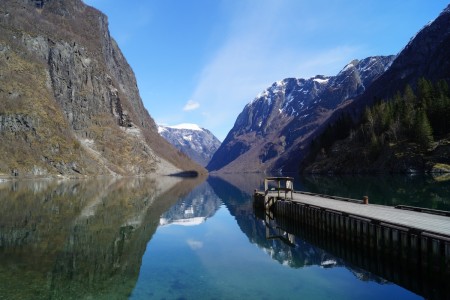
[158,123,221,167]
[207,56,395,173]
[159,181,221,226]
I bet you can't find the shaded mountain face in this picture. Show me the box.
[207,56,394,173]
[158,124,221,167]
[303,4,450,174]
[0,0,203,177]
[341,4,450,120]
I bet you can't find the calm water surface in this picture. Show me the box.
[0,174,448,299]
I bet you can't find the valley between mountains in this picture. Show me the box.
[1,1,449,177]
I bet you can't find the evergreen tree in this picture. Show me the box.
[403,85,417,104]
[428,80,450,136]
[437,80,450,135]
[413,110,433,148]
[418,77,434,109]
[311,78,449,164]
[400,85,416,137]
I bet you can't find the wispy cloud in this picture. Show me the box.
[190,0,362,140]
[183,100,200,111]
[187,239,203,250]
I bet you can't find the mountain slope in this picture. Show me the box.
[0,0,203,177]
[158,124,221,167]
[304,4,450,174]
[338,4,450,121]
[207,56,394,173]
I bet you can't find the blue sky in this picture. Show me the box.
[83,0,448,141]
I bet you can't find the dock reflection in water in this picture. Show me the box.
[211,174,449,300]
[254,207,449,300]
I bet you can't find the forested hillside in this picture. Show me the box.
[306,79,450,174]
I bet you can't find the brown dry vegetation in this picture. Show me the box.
[0,35,90,175]
[0,0,204,177]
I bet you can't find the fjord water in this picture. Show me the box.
[0,174,448,299]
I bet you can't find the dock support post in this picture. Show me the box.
[421,236,429,268]
[400,231,409,261]
[410,234,419,265]
[445,242,450,274]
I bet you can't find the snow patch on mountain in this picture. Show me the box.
[313,77,329,84]
[167,123,203,131]
[158,124,221,167]
[208,55,395,173]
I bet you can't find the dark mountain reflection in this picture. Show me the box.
[0,176,204,299]
[1,174,447,299]
[299,174,450,211]
[208,174,449,299]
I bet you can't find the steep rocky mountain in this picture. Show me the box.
[207,56,394,173]
[158,123,221,167]
[305,4,450,174]
[0,0,203,177]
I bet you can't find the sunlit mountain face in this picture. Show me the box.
[207,56,395,173]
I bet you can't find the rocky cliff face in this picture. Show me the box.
[158,124,221,167]
[0,0,203,177]
[207,56,394,173]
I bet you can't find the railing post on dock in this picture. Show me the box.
[264,179,268,204]
[278,179,281,198]
[363,196,369,205]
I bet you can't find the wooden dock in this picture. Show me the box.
[254,177,450,274]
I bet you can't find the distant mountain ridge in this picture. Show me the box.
[207,56,394,173]
[158,124,221,167]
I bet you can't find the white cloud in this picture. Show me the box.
[183,100,200,111]
[187,239,203,250]
[189,0,362,140]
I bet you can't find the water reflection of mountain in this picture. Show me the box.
[159,181,222,226]
[209,173,266,195]
[300,174,450,210]
[0,176,203,299]
[208,175,389,282]
[210,174,449,299]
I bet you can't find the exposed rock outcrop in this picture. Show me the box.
[0,0,204,177]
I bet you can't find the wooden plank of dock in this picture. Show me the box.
[288,191,450,238]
